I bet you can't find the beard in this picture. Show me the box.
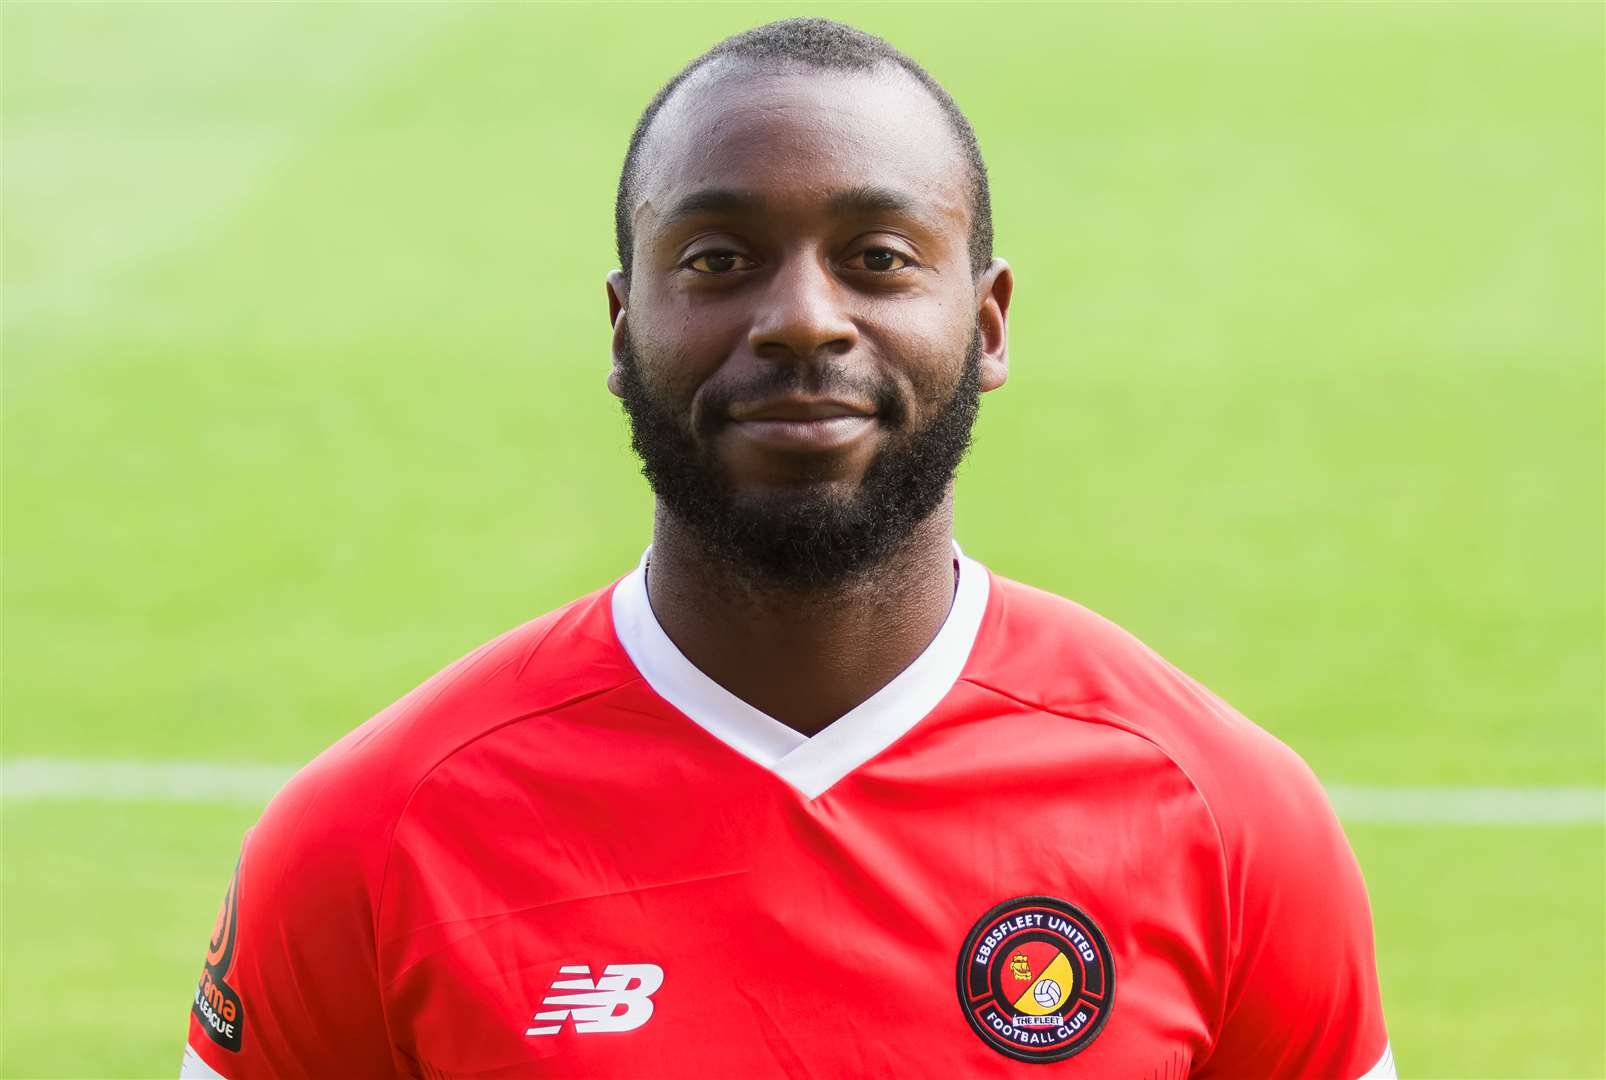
[615,326,983,591]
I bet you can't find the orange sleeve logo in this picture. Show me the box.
[192,858,246,1053]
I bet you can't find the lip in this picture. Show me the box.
[727,414,877,452]
[723,396,879,453]
[727,397,876,423]
[722,397,876,453]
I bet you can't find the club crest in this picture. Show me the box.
[955,895,1114,1063]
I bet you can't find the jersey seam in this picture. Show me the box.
[958,674,1236,1060]
[371,675,638,1057]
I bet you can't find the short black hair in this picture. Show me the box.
[614,17,993,281]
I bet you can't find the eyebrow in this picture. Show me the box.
[657,184,930,230]
[825,184,920,218]
[659,188,766,229]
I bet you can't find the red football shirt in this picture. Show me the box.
[182,550,1394,1078]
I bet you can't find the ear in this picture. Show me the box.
[605,269,628,399]
[975,258,1013,393]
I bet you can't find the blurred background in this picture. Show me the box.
[3,3,1601,1076]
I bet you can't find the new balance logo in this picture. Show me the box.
[525,964,664,1036]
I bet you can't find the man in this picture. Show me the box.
[182,17,1394,1079]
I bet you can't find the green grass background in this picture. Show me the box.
[3,2,1602,1076]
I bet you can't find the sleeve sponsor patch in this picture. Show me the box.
[191,858,246,1053]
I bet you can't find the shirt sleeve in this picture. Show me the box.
[181,762,403,1079]
[1191,739,1394,1079]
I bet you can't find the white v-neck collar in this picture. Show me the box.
[610,542,990,799]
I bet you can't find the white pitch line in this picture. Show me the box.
[1325,785,1605,827]
[1,757,292,803]
[1,758,1603,826]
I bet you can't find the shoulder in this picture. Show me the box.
[968,570,1343,876]
[970,570,1387,1073]
[250,581,638,888]
[183,582,646,1076]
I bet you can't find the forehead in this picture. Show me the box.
[632,61,970,238]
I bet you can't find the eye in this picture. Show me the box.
[846,247,911,272]
[686,251,755,274]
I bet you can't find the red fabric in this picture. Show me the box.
[185,571,1387,1078]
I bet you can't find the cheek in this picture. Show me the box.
[878,284,972,350]
[882,319,972,404]
[630,331,725,406]
[631,290,741,385]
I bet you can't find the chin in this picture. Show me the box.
[725,474,866,510]
[714,444,881,494]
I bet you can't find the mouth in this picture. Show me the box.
[725,397,878,452]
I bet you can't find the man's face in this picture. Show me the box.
[607,62,1010,588]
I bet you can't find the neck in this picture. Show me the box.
[643,498,959,737]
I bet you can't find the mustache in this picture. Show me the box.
[693,364,908,437]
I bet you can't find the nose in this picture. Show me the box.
[747,254,858,362]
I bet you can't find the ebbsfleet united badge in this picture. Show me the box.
[956,895,1115,1063]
